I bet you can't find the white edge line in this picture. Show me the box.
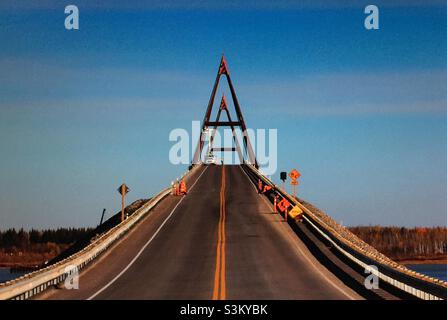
[87,166,209,300]
[239,166,357,300]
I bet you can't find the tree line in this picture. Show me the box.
[349,226,447,260]
[0,228,93,251]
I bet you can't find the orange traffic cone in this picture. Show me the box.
[179,180,187,195]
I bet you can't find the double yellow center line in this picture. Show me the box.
[212,165,226,300]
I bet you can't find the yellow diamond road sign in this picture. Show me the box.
[117,183,130,195]
[288,205,303,219]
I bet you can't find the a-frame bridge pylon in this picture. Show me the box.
[206,95,244,163]
[192,55,258,167]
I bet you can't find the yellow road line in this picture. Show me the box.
[220,165,226,299]
[212,165,226,300]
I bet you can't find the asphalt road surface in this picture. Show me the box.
[41,165,360,300]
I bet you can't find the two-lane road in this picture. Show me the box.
[42,165,360,300]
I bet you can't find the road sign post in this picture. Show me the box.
[290,179,299,198]
[117,183,130,222]
[289,169,301,198]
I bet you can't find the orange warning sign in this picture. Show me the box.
[289,169,301,180]
[277,198,290,213]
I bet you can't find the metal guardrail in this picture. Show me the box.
[242,164,447,300]
[0,166,200,300]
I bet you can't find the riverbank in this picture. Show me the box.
[349,225,447,264]
[398,257,447,265]
[405,264,447,281]
[0,262,42,268]
[0,245,70,269]
[0,199,149,269]
[0,268,25,283]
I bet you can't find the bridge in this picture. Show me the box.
[1,57,446,300]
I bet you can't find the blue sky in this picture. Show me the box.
[0,1,446,229]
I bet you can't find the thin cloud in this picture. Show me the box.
[0,58,208,105]
[240,70,447,116]
[1,0,445,11]
[2,58,446,117]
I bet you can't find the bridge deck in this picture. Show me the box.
[41,165,360,300]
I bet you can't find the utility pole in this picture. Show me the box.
[99,208,106,226]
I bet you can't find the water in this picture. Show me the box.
[406,264,447,281]
[0,268,25,283]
